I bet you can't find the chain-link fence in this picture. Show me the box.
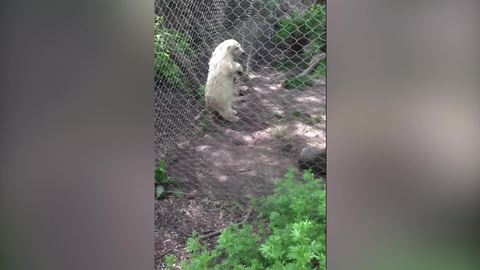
[154,0,326,201]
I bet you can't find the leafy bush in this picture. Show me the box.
[274,4,326,90]
[302,4,327,55]
[169,169,326,269]
[313,58,326,77]
[154,16,193,91]
[275,4,326,55]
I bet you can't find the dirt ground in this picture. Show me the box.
[155,67,325,269]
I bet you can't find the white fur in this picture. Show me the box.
[205,39,245,122]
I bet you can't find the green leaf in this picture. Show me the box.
[167,190,185,197]
[165,254,176,269]
[155,160,169,184]
[155,185,165,199]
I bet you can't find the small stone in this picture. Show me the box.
[273,110,285,118]
[298,145,326,176]
[224,129,250,145]
[313,79,326,86]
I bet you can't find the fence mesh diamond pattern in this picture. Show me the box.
[154,0,326,201]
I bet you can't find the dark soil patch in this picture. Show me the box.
[154,191,250,269]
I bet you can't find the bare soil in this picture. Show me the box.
[155,67,325,269]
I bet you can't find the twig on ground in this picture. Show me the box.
[159,247,174,258]
[197,207,253,240]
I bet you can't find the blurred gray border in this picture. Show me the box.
[1,1,154,270]
[2,1,480,270]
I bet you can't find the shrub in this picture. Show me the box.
[154,16,193,91]
[275,4,326,55]
[169,169,326,269]
[274,4,326,89]
[303,4,327,54]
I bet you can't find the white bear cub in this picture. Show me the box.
[205,39,246,122]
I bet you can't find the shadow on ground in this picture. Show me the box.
[169,67,325,201]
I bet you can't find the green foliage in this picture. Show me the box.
[155,160,176,185]
[302,5,327,55]
[291,111,302,118]
[198,84,207,102]
[274,4,326,90]
[165,254,176,270]
[306,114,324,126]
[154,160,179,200]
[154,16,192,91]
[283,75,313,90]
[174,169,326,269]
[273,55,307,73]
[275,4,326,54]
[313,58,326,77]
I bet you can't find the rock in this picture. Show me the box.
[313,79,326,86]
[224,129,252,145]
[273,110,285,118]
[298,145,326,177]
[239,85,249,96]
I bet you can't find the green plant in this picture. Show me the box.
[275,4,326,54]
[174,169,326,269]
[303,5,327,55]
[198,84,207,102]
[283,75,313,90]
[291,111,302,118]
[155,160,179,199]
[154,16,193,91]
[306,114,324,126]
[274,4,326,90]
[165,254,176,270]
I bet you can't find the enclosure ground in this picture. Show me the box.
[169,67,325,200]
[155,192,248,269]
[155,67,325,268]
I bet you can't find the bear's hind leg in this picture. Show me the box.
[219,108,239,122]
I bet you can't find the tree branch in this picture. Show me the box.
[298,52,326,77]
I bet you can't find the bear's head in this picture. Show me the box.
[209,39,247,69]
[224,39,246,58]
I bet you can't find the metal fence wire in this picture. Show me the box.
[154,0,326,201]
